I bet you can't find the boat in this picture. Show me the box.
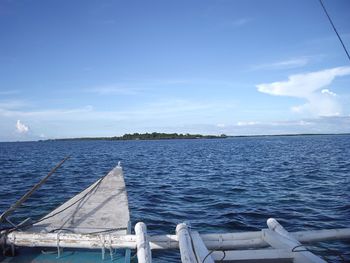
[1,162,350,262]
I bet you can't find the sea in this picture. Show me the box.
[0,135,349,262]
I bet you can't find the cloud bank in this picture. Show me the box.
[256,66,350,116]
[188,116,350,136]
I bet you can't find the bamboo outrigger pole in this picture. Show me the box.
[0,156,70,223]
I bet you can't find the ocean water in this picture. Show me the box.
[0,135,349,262]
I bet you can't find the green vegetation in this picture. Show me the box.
[48,132,228,141]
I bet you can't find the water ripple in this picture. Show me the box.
[0,135,349,262]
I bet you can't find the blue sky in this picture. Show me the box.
[1,0,350,141]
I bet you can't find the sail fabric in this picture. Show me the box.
[28,166,130,235]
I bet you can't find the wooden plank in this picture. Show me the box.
[176,223,197,263]
[190,231,214,263]
[135,222,152,263]
[29,166,130,235]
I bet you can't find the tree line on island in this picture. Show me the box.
[47,132,228,141]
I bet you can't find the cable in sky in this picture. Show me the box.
[318,0,350,62]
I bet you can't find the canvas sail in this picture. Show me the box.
[28,166,130,235]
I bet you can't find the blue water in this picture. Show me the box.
[0,135,349,262]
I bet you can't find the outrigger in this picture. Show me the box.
[1,161,349,262]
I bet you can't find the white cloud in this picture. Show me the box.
[237,121,260,126]
[0,99,233,123]
[16,120,29,133]
[85,86,142,95]
[253,57,310,70]
[321,89,337,97]
[158,116,350,136]
[256,66,350,116]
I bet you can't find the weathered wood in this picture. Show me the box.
[190,231,214,263]
[29,166,130,235]
[5,232,137,249]
[135,222,152,263]
[3,227,350,250]
[0,157,70,222]
[176,223,197,263]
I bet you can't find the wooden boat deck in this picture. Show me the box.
[29,166,130,235]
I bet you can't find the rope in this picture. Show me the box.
[219,250,226,263]
[48,227,127,235]
[318,0,350,62]
[202,250,214,263]
[292,243,349,262]
[202,250,226,263]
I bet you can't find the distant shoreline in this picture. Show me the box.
[2,132,350,143]
[43,132,350,142]
[43,132,228,142]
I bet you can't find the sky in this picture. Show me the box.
[1,0,350,141]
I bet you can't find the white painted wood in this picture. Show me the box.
[264,218,327,263]
[190,231,214,263]
[204,237,266,250]
[176,223,197,263]
[201,231,261,241]
[263,230,326,263]
[4,227,350,250]
[29,166,129,235]
[5,232,137,249]
[149,234,179,249]
[292,228,350,243]
[135,222,152,263]
[211,248,293,262]
[267,218,292,239]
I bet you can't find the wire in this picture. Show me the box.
[48,227,127,235]
[219,250,226,263]
[292,243,349,262]
[318,0,350,62]
[202,250,214,263]
[292,244,309,252]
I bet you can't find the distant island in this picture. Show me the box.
[47,132,228,141]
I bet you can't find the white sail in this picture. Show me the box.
[29,166,130,235]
